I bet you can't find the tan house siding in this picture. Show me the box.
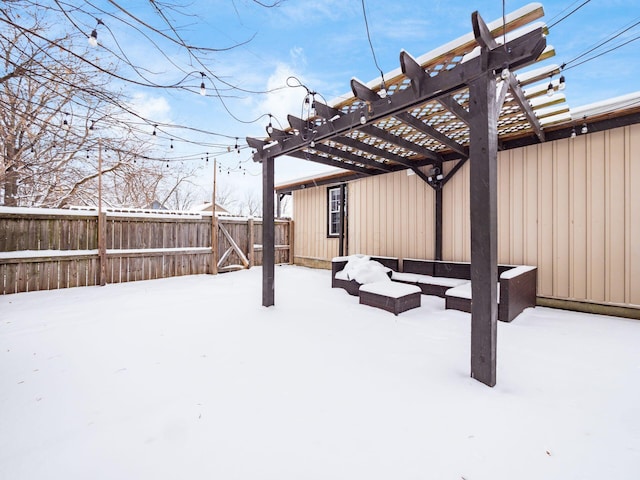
[290,124,640,308]
[292,187,340,263]
[349,170,436,260]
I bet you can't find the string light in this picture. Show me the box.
[378,77,388,99]
[199,72,206,96]
[547,77,554,96]
[500,64,510,80]
[267,114,274,134]
[360,112,367,125]
[581,116,588,134]
[88,19,103,47]
[559,75,566,91]
[570,127,577,138]
[170,139,174,149]
[62,113,70,130]
[152,125,157,136]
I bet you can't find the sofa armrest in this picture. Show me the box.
[499,266,537,322]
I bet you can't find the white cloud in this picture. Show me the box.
[128,92,172,124]
[254,62,312,130]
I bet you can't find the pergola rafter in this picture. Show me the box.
[250,3,562,387]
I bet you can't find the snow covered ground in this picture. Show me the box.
[1,265,638,479]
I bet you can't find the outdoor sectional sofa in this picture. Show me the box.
[331,256,537,322]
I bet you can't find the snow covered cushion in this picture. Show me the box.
[351,262,392,284]
[425,277,469,288]
[359,281,421,298]
[446,282,500,301]
[342,255,371,277]
[334,269,350,281]
[391,271,424,283]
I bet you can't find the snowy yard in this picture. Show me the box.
[1,265,638,479]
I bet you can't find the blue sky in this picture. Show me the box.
[94,0,640,201]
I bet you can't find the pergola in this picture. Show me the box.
[247,3,564,387]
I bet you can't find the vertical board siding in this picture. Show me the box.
[292,123,640,308]
[1,212,290,294]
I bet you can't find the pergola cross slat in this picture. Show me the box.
[250,4,562,387]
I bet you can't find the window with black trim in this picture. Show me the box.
[327,186,341,237]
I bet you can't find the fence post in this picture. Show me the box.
[211,159,218,275]
[211,214,218,275]
[248,217,254,269]
[98,212,107,286]
[288,219,294,265]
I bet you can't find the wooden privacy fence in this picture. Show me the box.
[0,207,292,295]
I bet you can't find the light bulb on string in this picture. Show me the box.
[199,72,206,96]
[547,80,554,97]
[170,139,174,149]
[267,114,274,134]
[152,125,157,136]
[559,75,566,91]
[500,63,510,80]
[581,116,588,134]
[88,19,103,47]
[570,127,577,138]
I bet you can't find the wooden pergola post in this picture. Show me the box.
[262,155,275,307]
[468,62,499,387]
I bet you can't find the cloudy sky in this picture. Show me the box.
[87,0,640,200]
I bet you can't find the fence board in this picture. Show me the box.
[1,209,289,294]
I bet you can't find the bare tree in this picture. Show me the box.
[239,189,262,217]
[1,1,286,209]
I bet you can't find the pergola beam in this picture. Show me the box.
[507,72,546,142]
[248,24,546,163]
[347,79,444,162]
[287,150,379,175]
[396,112,468,157]
[438,95,471,125]
[311,143,395,172]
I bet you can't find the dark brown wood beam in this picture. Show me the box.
[262,155,275,307]
[438,95,470,125]
[287,150,378,175]
[396,112,467,157]
[349,79,443,162]
[441,157,468,187]
[312,143,395,172]
[350,78,380,103]
[496,79,510,114]
[360,124,442,161]
[469,11,499,388]
[313,101,343,121]
[506,72,545,142]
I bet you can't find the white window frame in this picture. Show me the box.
[327,186,341,237]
